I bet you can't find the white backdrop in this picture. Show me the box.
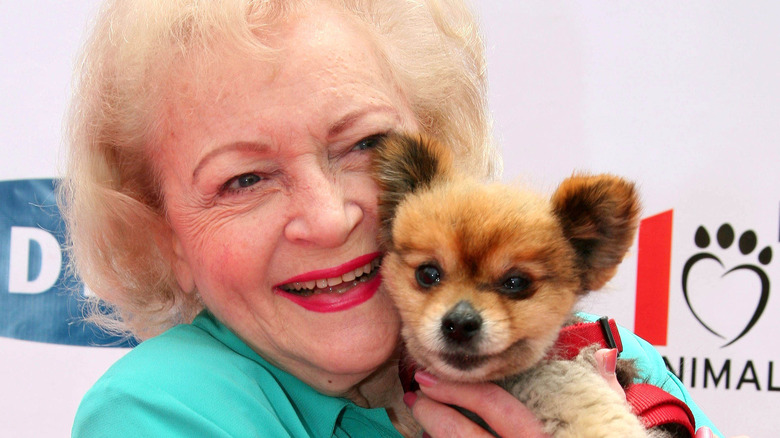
[1,3,128,438]
[475,3,779,437]
[1,1,777,437]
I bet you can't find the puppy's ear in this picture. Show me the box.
[551,174,641,292]
[371,133,453,248]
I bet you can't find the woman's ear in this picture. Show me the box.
[371,132,453,248]
[171,233,196,294]
[551,174,641,292]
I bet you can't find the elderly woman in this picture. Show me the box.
[63,1,723,437]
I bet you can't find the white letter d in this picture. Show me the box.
[8,226,63,294]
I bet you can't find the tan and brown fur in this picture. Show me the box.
[373,133,680,437]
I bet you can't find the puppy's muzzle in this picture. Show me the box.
[441,300,483,345]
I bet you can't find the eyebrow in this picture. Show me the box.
[328,105,400,138]
[192,141,271,183]
[192,105,402,182]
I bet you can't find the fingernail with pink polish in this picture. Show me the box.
[601,348,617,375]
[696,426,714,438]
[415,371,438,387]
[403,391,417,408]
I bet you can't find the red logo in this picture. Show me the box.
[634,210,674,346]
[634,210,775,347]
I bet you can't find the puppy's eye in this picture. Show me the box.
[499,274,532,298]
[415,264,441,288]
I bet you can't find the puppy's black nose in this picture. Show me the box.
[441,300,482,344]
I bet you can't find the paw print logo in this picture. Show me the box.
[681,224,772,347]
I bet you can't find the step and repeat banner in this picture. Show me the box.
[2,1,777,437]
[1,3,131,438]
[476,3,779,437]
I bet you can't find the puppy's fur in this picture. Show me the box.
[373,133,679,438]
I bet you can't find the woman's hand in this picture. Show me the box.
[403,349,747,438]
[401,349,624,438]
[403,371,549,438]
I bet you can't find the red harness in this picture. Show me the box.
[552,317,696,436]
[399,317,696,437]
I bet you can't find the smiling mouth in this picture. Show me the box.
[278,258,381,296]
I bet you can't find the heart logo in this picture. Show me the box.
[681,224,772,347]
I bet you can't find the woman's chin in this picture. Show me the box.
[316,320,399,374]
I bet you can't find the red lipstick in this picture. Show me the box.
[276,252,380,285]
[274,252,382,313]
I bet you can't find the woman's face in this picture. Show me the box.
[157,5,414,395]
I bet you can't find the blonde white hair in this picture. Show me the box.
[60,0,497,340]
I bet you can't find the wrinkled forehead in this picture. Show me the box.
[145,2,403,154]
[154,2,396,120]
[168,4,388,87]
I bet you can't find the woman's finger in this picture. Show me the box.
[593,348,626,399]
[413,372,550,438]
[696,427,749,438]
[404,391,496,438]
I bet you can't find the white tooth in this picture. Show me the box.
[316,279,328,288]
[293,282,302,291]
[342,270,356,282]
[327,276,343,287]
[305,280,316,289]
[362,263,372,274]
[353,267,363,278]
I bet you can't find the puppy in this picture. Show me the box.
[372,133,685,438]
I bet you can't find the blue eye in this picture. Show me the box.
[223,173,263,192]
[352,134,385,151]
[237,173,262,187]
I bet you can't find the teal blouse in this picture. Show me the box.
[72,311,721,437]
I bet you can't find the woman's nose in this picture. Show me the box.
[283,172,364,247]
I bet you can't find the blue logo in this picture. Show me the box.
[0,179,131,347]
